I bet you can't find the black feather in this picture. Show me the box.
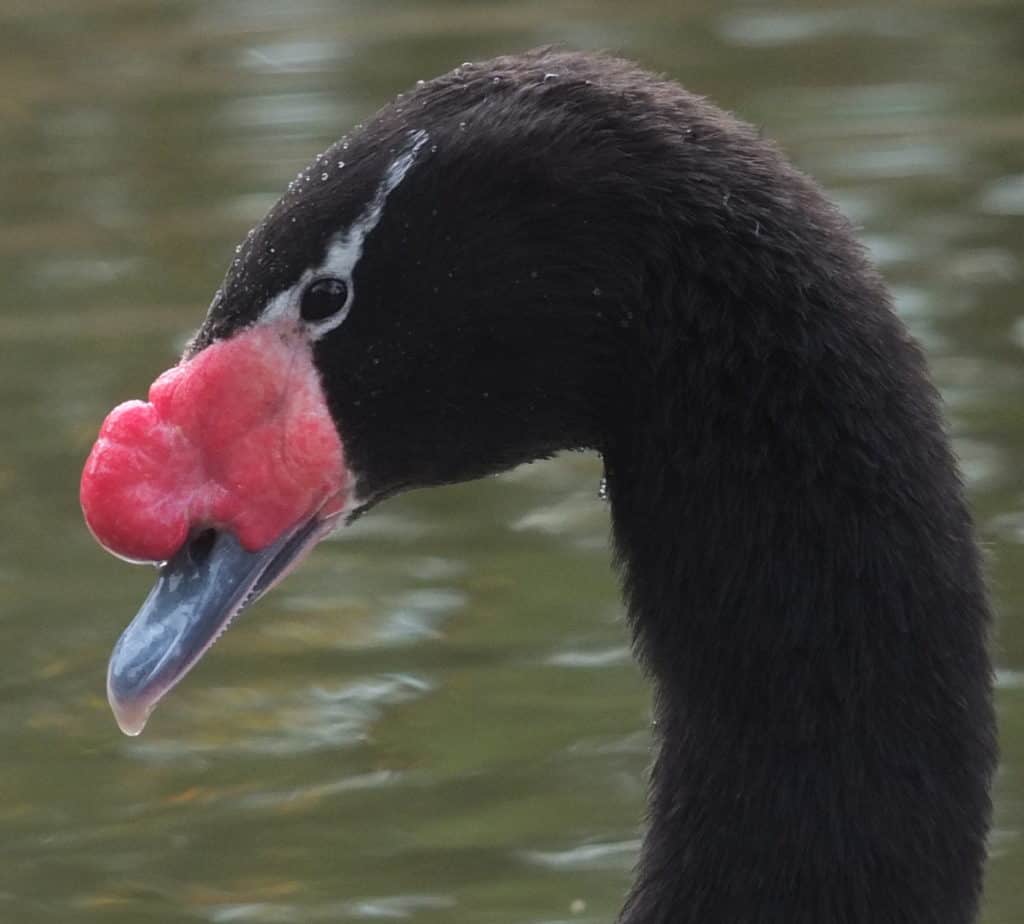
[193,49,996,924]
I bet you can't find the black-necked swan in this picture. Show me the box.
[80,49,996,924]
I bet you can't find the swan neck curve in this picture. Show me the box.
[603,187,995,924]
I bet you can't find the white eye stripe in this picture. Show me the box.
[320,129,429,281]
[258,129,430,340]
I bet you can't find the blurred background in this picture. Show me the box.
[1,0,1022,921]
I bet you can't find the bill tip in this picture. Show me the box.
[109,694,151,737]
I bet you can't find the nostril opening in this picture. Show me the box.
[187,528,218,565]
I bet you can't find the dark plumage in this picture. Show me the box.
[127,49,997,922]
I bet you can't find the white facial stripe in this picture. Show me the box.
[259,130,430,337]
[319,129,429,282]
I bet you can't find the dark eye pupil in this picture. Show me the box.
[301,278,349,322]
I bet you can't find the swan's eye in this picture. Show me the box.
[301,278,350,323]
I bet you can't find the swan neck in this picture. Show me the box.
[603,256,994,924]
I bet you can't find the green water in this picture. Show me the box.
[1,1,1022,921]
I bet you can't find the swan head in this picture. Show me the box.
[82,50,656,733]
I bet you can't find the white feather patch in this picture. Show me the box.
[260,129,430,337]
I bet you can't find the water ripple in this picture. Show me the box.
[521,839,642,872]
[130,674,433,759]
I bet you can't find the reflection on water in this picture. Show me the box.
[0,1,1021,921]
